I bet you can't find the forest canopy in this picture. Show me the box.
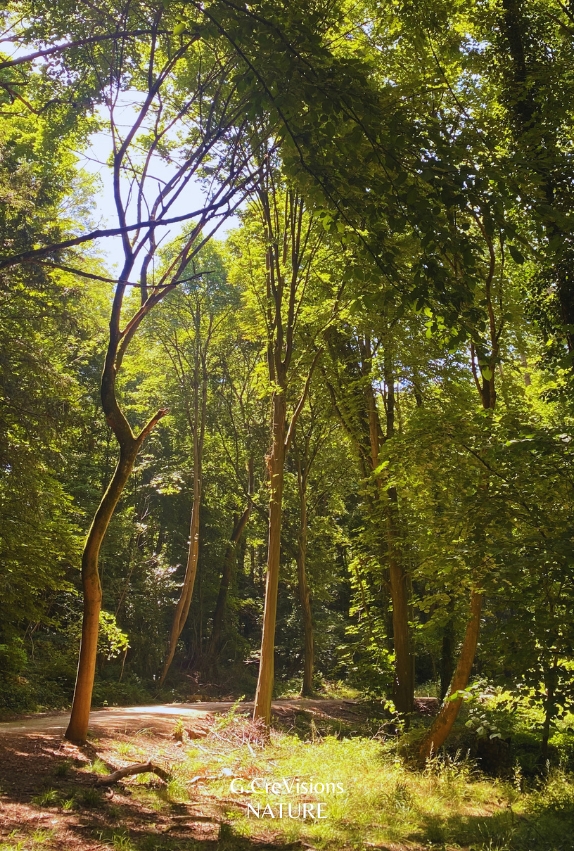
[0,0,573,769]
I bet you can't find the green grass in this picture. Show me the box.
[89,756,109,775]
[168,718,574,850]
[90,699,574,850]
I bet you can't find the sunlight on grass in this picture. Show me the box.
[98,712,574,850]
[89,757,109,776]
[177,724,574,850]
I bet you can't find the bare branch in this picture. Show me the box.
[284,348,323,452]
[0,30,176,70]
[95,761,171,786]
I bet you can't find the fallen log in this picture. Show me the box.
[95,761,171,785]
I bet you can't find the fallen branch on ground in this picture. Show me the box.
[95,761,171,785]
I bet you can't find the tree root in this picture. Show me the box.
[95,761,171,785]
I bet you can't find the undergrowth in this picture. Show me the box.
[99,710,574,850]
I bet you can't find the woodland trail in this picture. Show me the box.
[0,698,365,736]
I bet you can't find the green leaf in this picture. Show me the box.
[508,245,525,264]
[373,460,390,475]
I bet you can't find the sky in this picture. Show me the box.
[77,95,240,274]
[3,38,241,275]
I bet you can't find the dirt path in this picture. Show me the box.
[0,698,363,736]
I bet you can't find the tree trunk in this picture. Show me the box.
[159,310,208,687]
[66,264,167,744]
[159,467,201,686]
[65,443,139,742]
[439,604,456,701]
[297,478,314,697]
[381,358,414,716]
[253,391,286,723]
[418,283,498,756]
[419,590,482,762]
[208,502,252,655]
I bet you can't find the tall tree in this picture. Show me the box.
[62,16,257,741]
[229,159,332,723]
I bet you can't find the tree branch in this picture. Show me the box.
[284,348,323,452]
[0,30,174,70]
[95,761,171,786]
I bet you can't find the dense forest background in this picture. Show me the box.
[1,0,574,765]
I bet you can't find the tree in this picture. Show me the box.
[61,13,258,741]
[229,158,333,722]
[322,313,415,715]
[153,247,231,685]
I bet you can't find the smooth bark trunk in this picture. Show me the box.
[66,444,139,741]
[253,392,286,722]
[419,590,482,762]
[159,310,209,687]
[159,477,201,686]
[380,359,414,715]
[66,262,167,743]
[419,281,498,756]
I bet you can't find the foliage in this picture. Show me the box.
[0,0,574,778]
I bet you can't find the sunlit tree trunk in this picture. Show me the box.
[381,354,414,715]
[254,390,287,721]
[66,446,137,742]
[158,452,202,686]
[323,334,414,716]
[66,265,167,743]
[419,591,483,761]
[419,225,499,758]
[159,314,208,686]
[251,177,323,724]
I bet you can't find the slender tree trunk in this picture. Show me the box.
[208,501,252,655]
[66,264,167,743]
[253,391,286,722]
[419,272,499,757]
[159,309,209,687]
[419,590,482,762]
[439,601,456,701]
[65,443,138,741]
[159,462,201,686]
[323,335,414,716]
[296,477,314,697]
[381,356,414,715]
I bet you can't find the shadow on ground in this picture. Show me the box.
[409,794,574,851]
[0,734,305,851]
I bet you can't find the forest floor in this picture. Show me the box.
[0,698,374,736]
[0,700,572,851]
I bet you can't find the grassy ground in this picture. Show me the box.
[167,712,574,850]
[1,705,574,851]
